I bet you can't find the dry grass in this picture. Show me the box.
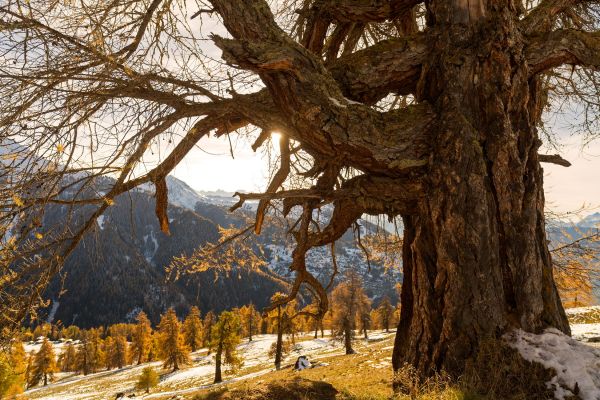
[189,336,395,400]
[567,308,600,324]
[459,338,557,400]
[186,335,578,400]
[393,338,578,400]
[193,379,338,400]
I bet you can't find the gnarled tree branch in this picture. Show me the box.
[527,29,600,75]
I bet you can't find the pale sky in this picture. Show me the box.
[170,128,600,215]
[171,133,272,194]
[543,138,600,214]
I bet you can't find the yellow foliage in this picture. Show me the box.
[12,196,24,207]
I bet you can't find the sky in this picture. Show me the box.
[169,127,600,216]
[542,138,600,215]
[171,133,273,195]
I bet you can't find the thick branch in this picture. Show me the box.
[223,83,433,176]
[209,1,433,176]
[539,153,572,167]
[527,29,600,75]
[305,0,422,23]
[521,0,590,36]
[254,137,291,234]
[299,0,421,53]
[329,33,427,103]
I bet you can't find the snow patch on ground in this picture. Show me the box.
[46,300,60,324]
[506,328,600,400]
[96,215,105,230]
[161,362,213,383]
[565,306,600,316]
[143,229,159,263]
[571,323,600,342]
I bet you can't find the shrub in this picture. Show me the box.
[136,367,159,393]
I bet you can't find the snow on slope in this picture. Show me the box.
[165,175,206,210]
[24,333,354,400]
[566,306,600,316]
[507,328,600,400]
[572,323,600,342]
[46,300,60,324]
[579,213,600,229]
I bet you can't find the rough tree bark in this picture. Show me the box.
[392,0,570,378]
[214,340,223,384]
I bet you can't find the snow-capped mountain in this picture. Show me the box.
[579,212,600,229]
[165,175,208,210]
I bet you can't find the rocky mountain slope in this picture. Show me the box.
[40,176,400,327]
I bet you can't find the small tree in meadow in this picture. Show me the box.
[210,311,243,384]
[136,367,159,394]
[29,338,57,387]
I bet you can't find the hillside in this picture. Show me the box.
[37,176,399,327]
[20,306,600,400]
[23,331,396,400]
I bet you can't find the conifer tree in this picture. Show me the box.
[183,306,203,352]
[132,311,152,365]
[114,335,129,369]
[9,342,26,391]
[0,351,17,398]
[137,367,159,394]
[210,311,242,384]
[146,333,161,362]
[59,342,78,372]
[285,301,301,344]
[260,316,268,335]
[90,329,105,373]
[330,271,370,354]
[268,292,295,370]
[0,343,27,397]
[376,296,395,333]
[61,326,81,341]
[24,353,32,390]
[29,338,57,387]
[32,324,51,341]
[103,336,115,370]
[77,329,105,375]
[202,311,216,353]
[76,339,90,376]
[369,309,380,331]
[358,294,372,339]
[106,335,128,370]
[239,303,261,341]
[158,308,189,371]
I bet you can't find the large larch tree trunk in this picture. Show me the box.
[392,0,570,378]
